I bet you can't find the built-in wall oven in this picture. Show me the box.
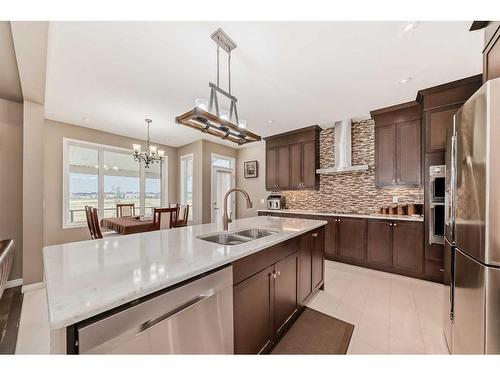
[429,165,446,245]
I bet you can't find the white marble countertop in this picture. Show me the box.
[43,216,327,330]
[258,209,424,222]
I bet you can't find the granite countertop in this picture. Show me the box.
[43,216,327,330]
[258,209,424,222]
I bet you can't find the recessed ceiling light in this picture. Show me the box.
[81,117,89,122]
[267,120,274,124]
[403,22,420,33]
[399,77,412,84]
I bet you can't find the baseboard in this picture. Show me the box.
[4,278,23,289]
[21,281,45,293]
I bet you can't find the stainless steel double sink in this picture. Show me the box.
[197,228,279,246]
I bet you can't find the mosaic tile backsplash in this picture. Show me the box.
[282,119,424,214]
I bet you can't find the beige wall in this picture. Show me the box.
[23,100,45,284]
[43,119,178,247]
[0,98,23,281]
[235,141,268,218]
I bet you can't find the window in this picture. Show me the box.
[63,139,167,228]
[180,154,193,221]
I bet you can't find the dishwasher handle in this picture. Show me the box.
[138,295,208,336]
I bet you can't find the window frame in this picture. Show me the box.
[62,138,168,229]
[179,153,194,221]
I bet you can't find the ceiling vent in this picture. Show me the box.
[316,119,369,174]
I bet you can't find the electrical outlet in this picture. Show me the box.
[392,196,398,204]
[260,198,265,204]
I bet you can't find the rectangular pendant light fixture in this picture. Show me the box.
[176,28,262,145]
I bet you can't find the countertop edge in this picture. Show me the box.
[45,218,327,330]
[257,209,424,222]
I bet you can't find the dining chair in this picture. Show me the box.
[87,206,119,239]
[116,203,135,217]
[153,207,178,230]
[176,205,190,227]
[85,205,97,239]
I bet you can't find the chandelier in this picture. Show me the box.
[132,119,165,168]
[175,28,261,145]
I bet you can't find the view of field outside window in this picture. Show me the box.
[67,143,162,224]
[68,145,99,223]
[103,150,140,218]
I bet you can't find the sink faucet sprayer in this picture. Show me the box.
[223,188,253,230]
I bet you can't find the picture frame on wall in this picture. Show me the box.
[244,160,258,178]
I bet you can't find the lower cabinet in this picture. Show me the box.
[233,266,274,354]
[337,217,367,263]
[393,221,424,274]
[232,228,325,354]
[274,253,299,337]
[367,220,393,268]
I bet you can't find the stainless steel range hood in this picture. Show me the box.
[316,119,369,174]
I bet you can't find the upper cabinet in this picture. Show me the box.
[371,102,422,188]
[417,74,483,154]
[483,22,500,82]
[265,126,320,191]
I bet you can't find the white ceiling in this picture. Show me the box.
[0,21,22,103]
[45,21,483,148]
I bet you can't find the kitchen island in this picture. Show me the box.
[43,215,327,354]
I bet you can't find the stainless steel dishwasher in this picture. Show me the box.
[75,266,233,354]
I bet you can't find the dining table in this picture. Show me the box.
[100,216,157,235]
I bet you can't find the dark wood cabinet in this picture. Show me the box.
[338,217,367,263]
[323,217,338,259]
[483,22,500,82]
[298,235,312,306]
[375,125,396,186]
[265,126,320,191]
[424,105,460,153]
[233,265,274,354]
[273,253,299,337]
[397,120,421,185]
[393,221,424,274]
[371,102,422,187]
[367,220,393,268]
[265,146,290,190]
[232,227,324,354]
[311,230,324,290]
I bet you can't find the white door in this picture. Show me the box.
[212,168,235,224]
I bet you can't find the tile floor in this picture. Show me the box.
[306,261,450,354]
[14,260,450,354]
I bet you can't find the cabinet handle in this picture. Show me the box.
[393,223,397,227]
[389,223,393,226]
[440,269,444,272]
[271,271,277,279]
[312,233,318,237]
[392,179,396,184]
[276,271,281,276]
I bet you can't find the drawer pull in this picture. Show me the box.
[312,233,318,238]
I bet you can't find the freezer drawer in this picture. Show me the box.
[452,249,485,354]
[76,266,234,354]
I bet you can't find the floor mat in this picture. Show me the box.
[271,307,354,354]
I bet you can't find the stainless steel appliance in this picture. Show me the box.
[75,266,234,354]
[429,165,446,245]
[266,194,285,210]
[443,77,500,354]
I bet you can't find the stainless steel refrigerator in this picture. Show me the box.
[443,77,500,354]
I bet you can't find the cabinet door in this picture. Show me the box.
[265,148,278,190]
[289,143,302,189]
[397,120,421,186]
[375,124,396,187]
[298,235,312,306]
[338,217,367,263]
[311,229,324,290]
[277,146,290,189]
[425,106,460,153]
[233,266,274,354]
[302,141,317,188]
[324,217,337,259]
[393,221,424,274]
[274,253,299,337]
[367,220,393,268]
